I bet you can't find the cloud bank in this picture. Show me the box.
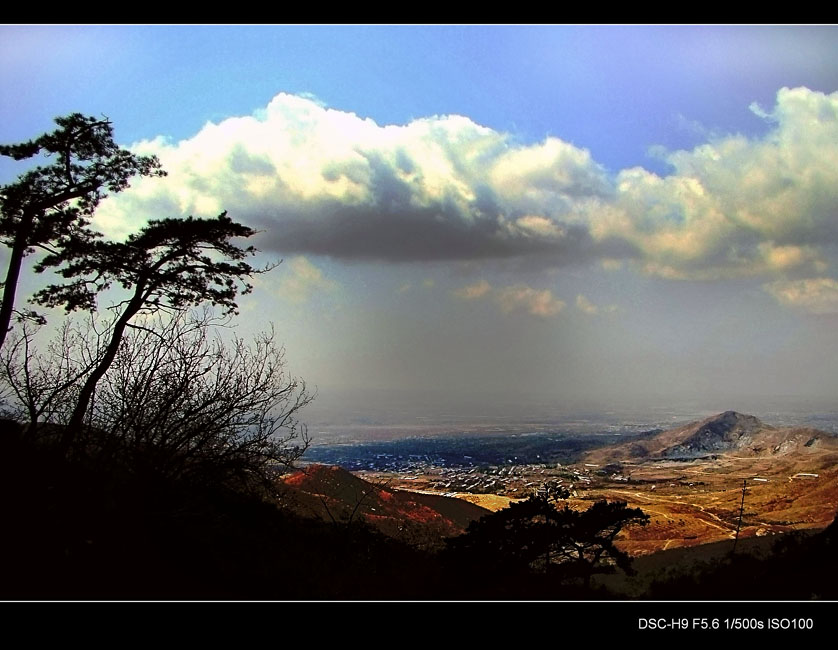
[97,87,838,296]
[98,93,613,267]
[605,87,838,281]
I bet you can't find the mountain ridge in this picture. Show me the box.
[585,410,838,465]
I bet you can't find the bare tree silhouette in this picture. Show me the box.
[1,308,311,490]
[32,212,268,452]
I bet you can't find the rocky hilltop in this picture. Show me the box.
[667,411,765,457]
[586,410,838,465]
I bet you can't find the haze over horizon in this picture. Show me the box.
[3,25,838,422]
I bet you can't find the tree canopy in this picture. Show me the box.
[447,494,649,586]
[30,212,266,438]
[0,113,165,349]
[34,212,259,316]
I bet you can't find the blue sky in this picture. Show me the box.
[3,25,838,420]
[6,26,838,169]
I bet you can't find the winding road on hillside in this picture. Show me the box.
[604,488,739,549]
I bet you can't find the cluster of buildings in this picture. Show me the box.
[386,459,610,498]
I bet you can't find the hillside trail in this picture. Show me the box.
[606,488,737,538]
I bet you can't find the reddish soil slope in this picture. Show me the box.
[279,464,489,549]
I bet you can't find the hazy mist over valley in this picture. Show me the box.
[302,387,838,443]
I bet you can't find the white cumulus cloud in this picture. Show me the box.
[95,92,609,265]
[600,87,838,280]
[94,87,838,296]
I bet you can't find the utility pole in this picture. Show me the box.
[732,479,747,555]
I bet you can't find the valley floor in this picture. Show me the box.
[359,451,838,556]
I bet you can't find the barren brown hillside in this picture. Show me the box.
[366,411,838,557]
[279,464,489,549]
[576,412,838,554]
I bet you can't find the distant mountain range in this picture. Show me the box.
[585,410,838,464]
